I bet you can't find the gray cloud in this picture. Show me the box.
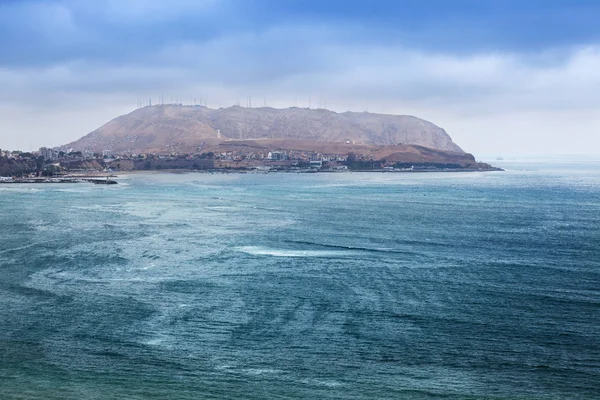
[1,2,599,155]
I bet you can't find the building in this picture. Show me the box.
[39,147,57,160]
[270,151,287,161]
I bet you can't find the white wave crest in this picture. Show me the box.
[235,246,352,258]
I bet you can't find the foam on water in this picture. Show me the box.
[300,378,344,388]
[235,246,357,258]
[0,186,40,193]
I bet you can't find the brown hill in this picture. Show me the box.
[62,105,465,155]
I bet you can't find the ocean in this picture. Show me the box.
[1,159,599,399]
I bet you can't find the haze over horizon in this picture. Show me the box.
[1,0,600,155]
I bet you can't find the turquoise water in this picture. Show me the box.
[1,161,599,399]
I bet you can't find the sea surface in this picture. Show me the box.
[1,159,599,399]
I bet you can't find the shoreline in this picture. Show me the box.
[0,167,504,182]
[117,167,504,174]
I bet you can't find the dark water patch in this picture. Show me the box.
[160,279,222,294]
[0,340,46,363]
[284,239,418,255]
[2,282,73,302]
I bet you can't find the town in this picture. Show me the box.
[0,145,486,182]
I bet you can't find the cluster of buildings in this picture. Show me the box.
[0,147,87,161]
[209,149,367,163]
[1,144,384,176]
[38,147,97,160]
[0,149,33,159]
[39,147,59,160]
[1,145,376,165]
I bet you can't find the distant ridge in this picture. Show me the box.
[62,105,465,155]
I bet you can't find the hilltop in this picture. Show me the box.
[61,105,465,155]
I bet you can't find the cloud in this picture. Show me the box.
[4,29,599,111]
[1,0,600,154]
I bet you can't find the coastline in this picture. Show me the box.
[0,167,504,183]
[105,167,504,176]
[0,165,504,184]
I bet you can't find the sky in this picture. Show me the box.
[1,0,600,156]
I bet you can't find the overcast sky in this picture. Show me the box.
[1,0,600,155]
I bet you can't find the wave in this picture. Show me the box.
[299,378,344,388]
[0,187,40,193]
[284,240,414,255]
[242,368,284,376]
[235,246,356,258]
[0,241,61,254]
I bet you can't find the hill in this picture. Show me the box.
[61,105,465,155]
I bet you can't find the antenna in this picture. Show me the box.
[308,96,311,109]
